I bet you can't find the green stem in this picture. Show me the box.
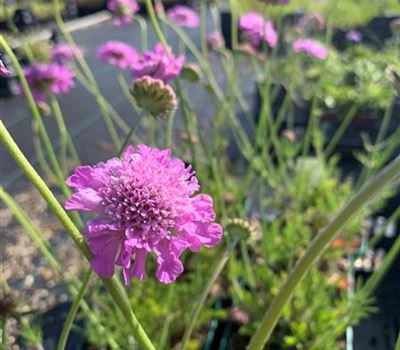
[361,232,400,297]
[0,35,69,196]
[144,0,168,50]
[134,15,148,51]
[57,270,92,350]
[53,1,121,150]
[0,189,120,349]
[325,103,360,156]
[395,328,400,350]
[180,239,239,350]
[118,111,146,157]
[200,0,208,59]
[246,155,400,350]
[0,121,155,350]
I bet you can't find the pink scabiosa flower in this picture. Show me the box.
[107,0,139,26]
[23,63,75,103]
[132,43,185,82]
[292,38,328,60]
[167,5,200,28]
[0,58,10,77]
[96,41,138,69]
[207,31,225,49]
[346,30,362,43]
[65,145,223,285]
[51,44,84,65]
[239,12,278,48]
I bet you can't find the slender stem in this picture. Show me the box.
[180,239,239,350]
[0,189,120,349]
[0,121,155,350]
[57,270,92,350]
[118,111,146,157]
[395,328,400,350]
[247,155,400,350]
[325,103,360,156]
[134,15,148,51]
[0,35,68,196]
[53,0,121,150]
[200,0,208,59]
[144,0,168,50]
[361,232,400,297]
[229,0,239,50]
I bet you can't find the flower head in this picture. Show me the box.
[96,41,138,69]
[131,76,177,117]
[65,145,223,285]
[207,31,225,49]
[167,5,200,28]
[23,63,75,102]
[0,58,10,77]
[107,0,139,26]
[292,38,328,60]
[51,44,84,64]
[239,12,278,48]
[132,43,185,82]
[346,30,362,43]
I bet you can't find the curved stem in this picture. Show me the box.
[143,0,168,50]
[0,121,155,350]
[134,15,148,51]
[57,270,92,350]
[247,155,400,350]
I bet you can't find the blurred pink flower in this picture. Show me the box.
[292,38,328,59]
[107,0,139,26]
[239,12,278,48]
[65,144,223,285]
[51,44,84,64]
[0,58,10,77]
[167,5,200,28]
[96,41,138,69]
[132,43,185,82]
[23,63,75,102]
[207,31,225,49]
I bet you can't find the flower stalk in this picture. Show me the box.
[247,155,400,350]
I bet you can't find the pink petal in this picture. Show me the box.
[65,188,103,212]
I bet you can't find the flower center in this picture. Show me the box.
[99,181,175,231]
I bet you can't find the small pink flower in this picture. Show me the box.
[132,43,184,82]
[107,0,139,26]
[207,31,225,49]
[292,38,328,60]
[65,145,223,285]
[239,12,278,48]
[23,63,75,102]
[51,44,84,64]
[96,41,138,69]
[167,5,200,28]
[0,58,10,77]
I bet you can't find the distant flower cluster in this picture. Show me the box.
[292,38,328,60]
[167,5,200,28]
[107,0,139,26]
[23,63,75,102]
[51,44,84,65]
[65,145,223,285]
[239,12,278,48]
